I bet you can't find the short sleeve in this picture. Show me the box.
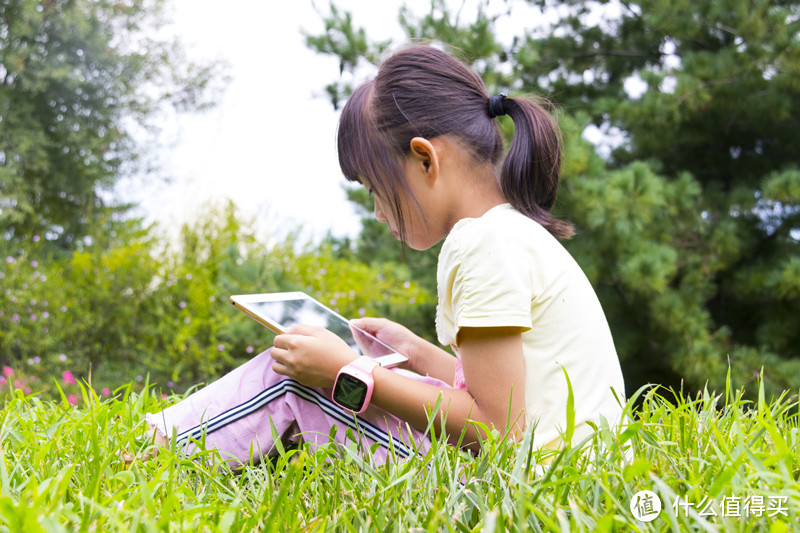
[436,224,533,346]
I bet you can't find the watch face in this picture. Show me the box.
[333,373,369,412]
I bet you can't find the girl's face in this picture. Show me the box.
[363,137,473,251]
[363,169,444,251]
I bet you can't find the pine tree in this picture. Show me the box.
[307,0,800,397]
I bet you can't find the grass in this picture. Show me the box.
[0,377,798,532]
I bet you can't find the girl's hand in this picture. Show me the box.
[271,325,358,388]
[349,317,422,371]
[351,317,457,384]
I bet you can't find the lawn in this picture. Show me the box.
[0,378,797,532]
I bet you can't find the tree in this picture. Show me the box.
[0,0,222,248]
[306,0,800,397]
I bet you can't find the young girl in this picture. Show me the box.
[145,46,625,466]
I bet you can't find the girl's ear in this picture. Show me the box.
[409,137,439,180]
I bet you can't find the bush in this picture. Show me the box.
[0,202,435,399]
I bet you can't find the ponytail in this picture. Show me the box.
[500,96,575,239]
[337,46,574,241]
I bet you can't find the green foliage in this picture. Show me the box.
[0,202,435,397]
[303,2,392,109]
[305,0,800,398]
[0,0,223,248]
[0,379,797,530]
[323,186,441,343]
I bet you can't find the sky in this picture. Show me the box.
[121,0,542,244]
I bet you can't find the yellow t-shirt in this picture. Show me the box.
[435,204,625,449]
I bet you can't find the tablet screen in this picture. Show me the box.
[244,297,358,347]
[230,293,406,363]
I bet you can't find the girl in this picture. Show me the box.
[145,46,625,466]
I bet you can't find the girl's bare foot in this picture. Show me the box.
[120,429,170,465]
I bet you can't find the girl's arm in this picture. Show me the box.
[406,337,457,385]
[371,326,526,448]
[272,325,526,449]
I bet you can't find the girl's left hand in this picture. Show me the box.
[271,324,359,388]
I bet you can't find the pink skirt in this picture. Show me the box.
[146,349,449,467]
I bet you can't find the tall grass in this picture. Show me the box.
[0,379,797,532]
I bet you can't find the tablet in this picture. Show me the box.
[230,292,407,367]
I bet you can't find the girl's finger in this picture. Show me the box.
[272,334,288,349]
[272,361,288,376]
[285,324,322,336]
[270,346,287,364]
[273,333,301,349]
[350,317,387,333]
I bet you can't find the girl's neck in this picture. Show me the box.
[448,163,507,224]
[417,135,508,241]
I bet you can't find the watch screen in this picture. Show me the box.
[333,374,368,411]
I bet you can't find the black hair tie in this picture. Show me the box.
[487,93,507,119]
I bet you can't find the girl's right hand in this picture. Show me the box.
[349,317,421,371]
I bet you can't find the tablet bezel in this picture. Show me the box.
[229,292,407,367]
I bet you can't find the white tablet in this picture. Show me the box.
[230,292,407,367]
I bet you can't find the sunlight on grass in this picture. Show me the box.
[0,379,797,531]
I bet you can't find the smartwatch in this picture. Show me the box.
[332,356,380,414]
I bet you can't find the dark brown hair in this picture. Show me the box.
[337,46,574,241]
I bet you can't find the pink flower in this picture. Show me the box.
[62,370,76,385]
[167,381,175,388]
[0,376,5,385]
[31,260,38,268]
[246,346,254,354]
[59,354,67,362]
[67,394,78,405]
[179,301,186,308]
[33,235,40,242]
[217,344,225,351]
[101,387,111,395]
[2,366,13,377]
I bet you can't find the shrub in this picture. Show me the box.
[0,202,435,398]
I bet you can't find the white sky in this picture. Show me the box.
[121,0,544,244]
